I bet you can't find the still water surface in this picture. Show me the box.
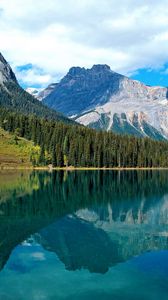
[0,170,168,299]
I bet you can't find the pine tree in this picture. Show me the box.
[38,144,45,166]
[52,147,57,167]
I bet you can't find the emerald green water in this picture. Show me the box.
[0,170,168,299]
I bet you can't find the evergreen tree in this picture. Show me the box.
[1,107,168,168]
[52,147,57,167]
[38,144,45,166]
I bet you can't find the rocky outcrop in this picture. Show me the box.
[43,65,168,140]
[0,53,17,84]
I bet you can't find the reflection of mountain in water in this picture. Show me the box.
[0,170,168,273]
[37,216,116,274]
[38,197,168,274]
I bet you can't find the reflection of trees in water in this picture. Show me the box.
[1,170,168,218]
[0,170,168,273]
[0,171,38,202]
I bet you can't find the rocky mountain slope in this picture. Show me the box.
[0,53,73,124]
[26,83,57,101]
[0,53,17,84]
[37,83,58,101]
[43,65,168,140]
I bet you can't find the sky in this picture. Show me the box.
[0,0,168,88]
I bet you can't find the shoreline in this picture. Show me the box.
[1,166,168,171]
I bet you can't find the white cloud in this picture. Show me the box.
[16,67,53,87]
[0,0,168,86]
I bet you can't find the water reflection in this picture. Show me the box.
[0,170,168,274]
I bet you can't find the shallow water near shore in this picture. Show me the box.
[0,170,168,299]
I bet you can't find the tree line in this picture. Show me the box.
[1,107,168,168]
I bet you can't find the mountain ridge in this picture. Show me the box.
[43,64,168,140]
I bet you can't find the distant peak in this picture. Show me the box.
[91,64,111,72]
[68,64,112,77]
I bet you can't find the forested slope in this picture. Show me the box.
[1,107,168,168]
[0,82,74,124]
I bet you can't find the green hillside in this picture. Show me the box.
[0,82,74,124]
[0,127,40,168]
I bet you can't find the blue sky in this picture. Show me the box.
[131,67,168,87]
[0,0,168,89]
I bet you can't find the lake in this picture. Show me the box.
[0,170,168,299]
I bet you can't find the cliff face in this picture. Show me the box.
[43,65,123,116]
[43,65,168,140]
[0,53,17,84]
[76,77,168,139]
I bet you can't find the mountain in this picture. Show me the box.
[37,83,58,101]
[25,87,41,98]
[43,65,168,140]
[26,83,57,101]
[0,53,73,124]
